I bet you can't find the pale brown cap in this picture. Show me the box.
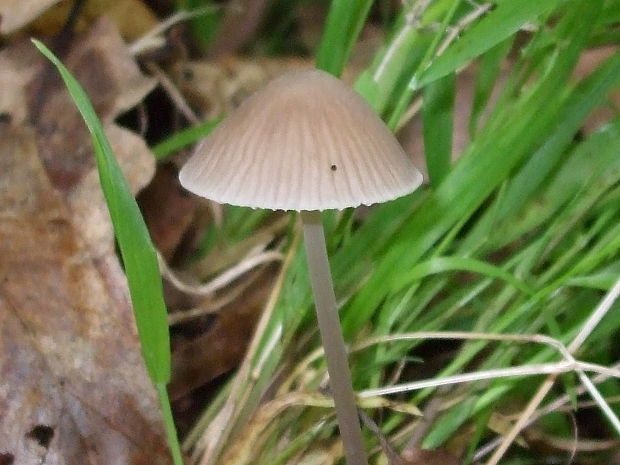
[179,69,422,210]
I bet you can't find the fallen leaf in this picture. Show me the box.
[169,268,275,401]
[207,0,271,58]
[0,124,170,465]
[0,16,171,465]
[173,56,314,119]
[0,20,156,197]
[171,54,371,121]
[0,0,60,34]
[29,0,158,40]
[138,163,199,262]
[400,448,460,465]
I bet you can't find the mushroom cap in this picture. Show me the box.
[179,69,423,211]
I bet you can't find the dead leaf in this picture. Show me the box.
[171,53,371,121]
[0,125,170,465]
[29,0,158,40]
[173,56,314,119]
[0,17,158,253]
[0,19,156,197]
[207,0,270,58]
[0,15,171,464]
[400,448,460,465]
[138,163,199,262]
[169,268,275,401]
[0,0,60,34]
[28,21,155,192]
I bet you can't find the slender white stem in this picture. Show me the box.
[301,210,368,465]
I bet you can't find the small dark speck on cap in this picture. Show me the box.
[26,425,54,449]
[330,164,337,171]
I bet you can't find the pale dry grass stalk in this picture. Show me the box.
[159,249,283,298]
[485,276,620,465]
[146,62,201,125]
[188,230,300,465]
[128,5,219,55]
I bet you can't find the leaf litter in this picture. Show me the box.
[0,15,169,465]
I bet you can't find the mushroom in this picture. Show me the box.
[180,69,422,465]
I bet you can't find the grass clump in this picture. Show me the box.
[36,0,620,464]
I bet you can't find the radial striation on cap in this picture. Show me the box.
[180,69,423,211]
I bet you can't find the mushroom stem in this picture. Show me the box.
[300,210,368,465]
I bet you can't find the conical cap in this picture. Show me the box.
[180,69,422,211]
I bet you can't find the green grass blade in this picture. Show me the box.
[343,0,603,337]
[157,382,185,465]
[33,39,171,383]
[396,256,533,295]
[182,0,221,49]
[422,72,455,186]
[469,38,512,136]
[416,0,563,88]
[463,51,620,252]
[33,39,183,465]
[152,118,222,160]
[385,0,461,127]
[315,0,374,76]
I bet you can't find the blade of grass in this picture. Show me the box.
[416,0,564,88]
[468,38,512,136]
[182,0,221,49]
[422,72,455,186]
[33,39,183,465]
[462,51,620,253]
[152,117,222,160]
[315,0,374,76]
[343,0,605,337]
[385,0,475,128]
[395,256,533,295]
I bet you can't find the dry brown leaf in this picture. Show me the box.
[0,0,60,34]
[0,18,157,194]
[169,269,275,401]
[208,0,271,58]
[400,448,460,465]
[0,16,171,465]
[29,0,158,40]
[0,124,170,465]
[173,57,314,119]
[171,50,372,121]
[0,18,155,126]
[139,164,199,262]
